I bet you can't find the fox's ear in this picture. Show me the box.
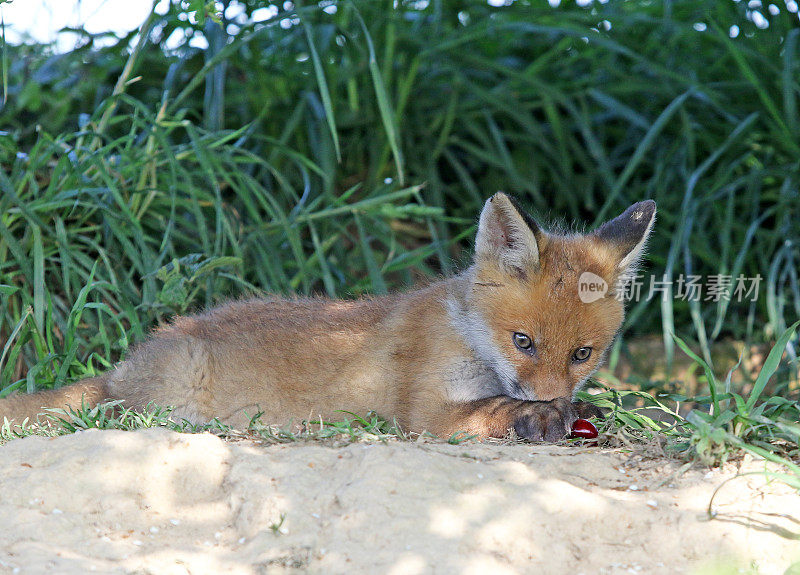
[593,200,656,272]
[475,192,541,274]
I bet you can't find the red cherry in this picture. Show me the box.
[570,418,598,439]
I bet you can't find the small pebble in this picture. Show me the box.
[628,485,639,491]
[646,499,658,508]
[477,473,484,479]
[238,537,246,545]
[132,540,143,547]
[170,519,181,526]
[149,526,159,534]
[704,471,714,480]
[52,508,63,515]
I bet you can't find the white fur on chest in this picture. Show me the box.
[444,292,524,401]
[442,357,505,402]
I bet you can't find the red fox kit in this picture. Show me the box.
[0,193,655,441]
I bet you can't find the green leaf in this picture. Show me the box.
[301,16,341,162]
[672,332,720,415]
[746,320,800,412]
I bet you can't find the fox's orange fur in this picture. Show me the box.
[0,193,656,441]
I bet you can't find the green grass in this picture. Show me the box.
[0,110,450,391]
[0,0,798,484]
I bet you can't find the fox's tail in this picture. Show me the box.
[0,376,110,426]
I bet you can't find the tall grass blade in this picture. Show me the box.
[745,320,800,412]
[354,6,405,184]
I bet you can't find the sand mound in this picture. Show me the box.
[0,428,797,574]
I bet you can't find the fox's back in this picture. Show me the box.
[107,292,435,426]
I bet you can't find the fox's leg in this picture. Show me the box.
[431,397,602,442]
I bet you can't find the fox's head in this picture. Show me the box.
[456,192,656,402]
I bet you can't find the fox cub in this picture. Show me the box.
[0,193,655,441]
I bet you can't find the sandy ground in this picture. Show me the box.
[0,428,798,575]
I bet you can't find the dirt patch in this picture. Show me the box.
[0,428,797,574]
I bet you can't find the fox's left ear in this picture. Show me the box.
[593,200,656,272]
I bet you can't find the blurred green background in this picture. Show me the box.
[0,0,798,398]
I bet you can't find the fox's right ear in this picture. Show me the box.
[593,200,657,273]
[474,192,541,274]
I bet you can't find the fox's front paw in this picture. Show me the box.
[512,398,603,442]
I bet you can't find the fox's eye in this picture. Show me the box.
[513,332,534,352]
[572,347,592,362]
